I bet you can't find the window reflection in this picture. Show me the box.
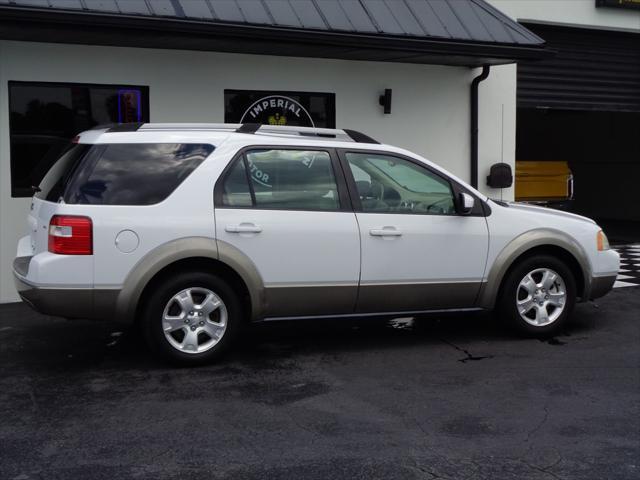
[64,144,214,206]
[9,82,149,197]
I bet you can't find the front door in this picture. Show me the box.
[341,151,489,313]
[215,147,360,318]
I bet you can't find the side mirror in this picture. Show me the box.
[458,192,475,215]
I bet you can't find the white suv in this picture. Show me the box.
[13,123,619,364]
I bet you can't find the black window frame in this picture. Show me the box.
[336,149,489,217]
[8,80,150,197]
[214,146,352,213]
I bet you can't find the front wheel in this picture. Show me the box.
[142,271,241,365]
[498,255,577,336]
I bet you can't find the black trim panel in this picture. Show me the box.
[13,273,119,321]
[259,281,485,320]
[107,122,144,132]
[357,282,483,313]
[13,256,32,278]
[264,285,358,317]
[236,123,261,134]
[343,129,380,144]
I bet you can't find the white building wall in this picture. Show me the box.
[0,40,515,302]
[488,0,640,31]
[478,64,517,202]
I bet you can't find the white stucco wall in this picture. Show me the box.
[0,40,516,302]
[488,0,640,31]
[478,64,517,202]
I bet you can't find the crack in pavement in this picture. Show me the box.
[409,460,453,480]
[525,404,550,443]
[27,387,38,413]
[439,338,494,363]
[520,458,563,480]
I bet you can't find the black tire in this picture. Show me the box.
[142,271,242,365]
[497,254,577,337]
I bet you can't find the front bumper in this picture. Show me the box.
[13,256,118,320]
[588,274,617,301]
[585,248,619,301]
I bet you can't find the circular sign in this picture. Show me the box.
[239,95,315,127]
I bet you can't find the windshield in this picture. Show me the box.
[366,156,451,195]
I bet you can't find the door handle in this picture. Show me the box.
[225,223,262,234]
[370,227,402,237]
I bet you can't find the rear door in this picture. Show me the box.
[214,147,360,318]
[340,150,489,313]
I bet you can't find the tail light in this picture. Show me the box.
[48,215,93,255]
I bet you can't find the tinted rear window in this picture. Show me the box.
[38,143,214,205]
[37,143,91,202]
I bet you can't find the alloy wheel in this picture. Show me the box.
[161,287,227,354]
[516,268,567,327]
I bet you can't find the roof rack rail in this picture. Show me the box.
[235,123,379,144]
[135,123,380,144]
[139,123,240,131]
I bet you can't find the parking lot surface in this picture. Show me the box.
[0,286,638,480]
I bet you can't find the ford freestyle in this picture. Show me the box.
[13,123,619,364]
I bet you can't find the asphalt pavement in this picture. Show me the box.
[0,286,638,480]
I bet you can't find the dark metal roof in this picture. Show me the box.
[0,0,550,67]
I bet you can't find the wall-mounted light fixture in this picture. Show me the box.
[379,89,392,114]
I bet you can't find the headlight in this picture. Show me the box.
[597,230,610,251]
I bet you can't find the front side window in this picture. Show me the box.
[9,81,149,197]
[39,143,213,205]
[220,149,340,211]
[346,152,456,215]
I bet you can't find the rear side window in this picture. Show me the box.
[219,149,340,211]
[39,143,214,205]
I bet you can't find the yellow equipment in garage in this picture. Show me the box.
[515,161,573,202]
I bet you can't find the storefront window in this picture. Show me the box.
[224,89,335,128]
[8,81,150,197]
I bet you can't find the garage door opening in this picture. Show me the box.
[516,108,640,223]
[515,23,640,242]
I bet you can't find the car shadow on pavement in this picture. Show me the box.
[0,299,606,373]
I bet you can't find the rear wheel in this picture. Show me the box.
[498,255,577,336]
[142,271,241,365]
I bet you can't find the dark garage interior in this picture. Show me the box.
[516,22,640,242]
[517,108,640,222]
